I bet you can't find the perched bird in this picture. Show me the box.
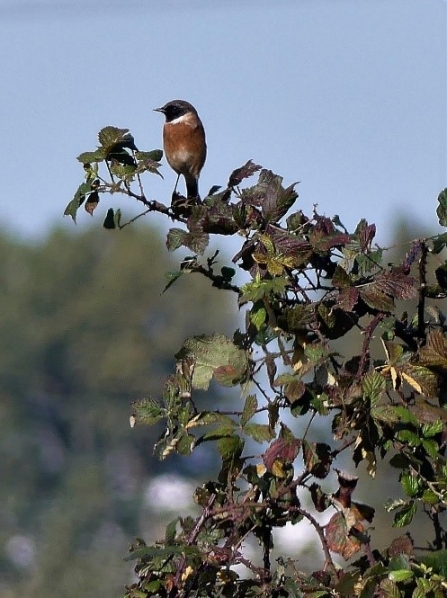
[154,100,207,199]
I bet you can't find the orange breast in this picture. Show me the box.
[163,121,206,178]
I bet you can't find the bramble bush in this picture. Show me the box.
[65,126,447,598]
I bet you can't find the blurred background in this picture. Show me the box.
[0,1,445,596]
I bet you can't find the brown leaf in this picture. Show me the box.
[325,512,362,559]
[388,533,414,557]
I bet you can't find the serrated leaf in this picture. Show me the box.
[250,303,267,330]
[64,181,92,222]
[217,434,244,461]
[393,501,416,527]
[436,188,447,227]
[421,419,444,438]
[418,329,447,369]
[98,126,130,150]
[387,569,414,582]
[263,436,300,472]
[374,271,417,301]
[241,394,258,427]
[400,473,422,498]
[227,160,262,187]
[362,371,386,405]
[325,512,362,559]
[77,149,106,164]
[131,397,164,426]
[201,425,241,442]
[124,544,199,561]
[302,440,332,479]
[359,284,395,312]
[166,228,188,251]
[135,149,163,162]
[176,334,249,391]
[243,423,274,443]
[163,270,184,293]
[195,412,238,429]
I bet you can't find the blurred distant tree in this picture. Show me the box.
[0,225,233,598]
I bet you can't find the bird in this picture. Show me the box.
[154,100,207,200]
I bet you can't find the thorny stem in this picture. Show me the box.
[171,493,216,598]
[418,241,428,340]
[355,313,385,381]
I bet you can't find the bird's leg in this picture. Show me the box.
[172,173,181,197]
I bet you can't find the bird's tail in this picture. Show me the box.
[185,174,199,199]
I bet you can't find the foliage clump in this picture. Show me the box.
[67,126,447,598]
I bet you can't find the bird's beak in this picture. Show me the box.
[153,107,164,113]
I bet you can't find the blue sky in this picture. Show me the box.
[0,0,445,245]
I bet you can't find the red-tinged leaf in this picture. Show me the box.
[311,232,351,253]
[227,160,262,187]
[359,285,395,312]
[354,219,376,251]
[325,512,362,559]
[332,265,351,288]
[265,225,313,268]
[336,287,359,312]
[401,240,423,272]
[263,436,301,473]
[374,271,418,301]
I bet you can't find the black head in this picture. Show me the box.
[154,100,197,123]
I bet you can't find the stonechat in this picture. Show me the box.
[154,100,207,199]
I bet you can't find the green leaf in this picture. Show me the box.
[165,518,178,544]
[421,438,440,459]
[176,334,249,390]
[124,544,199,561]
[241,394,258,427]
[436,188,447,227]
[64,181,92,222]
[421,419,444,438]
[98,126,131,150]
[201,426,240,441]
[396,429,421,447]
[166,228,188,251]
[217,434,244,461]
[163,270,184,293]
[250,302,267,330]
[77,149,106,164]
[135,149,163,162]
[243,423,274,443]
[393,500,416,527]
[387,569,414,582]
[362,371,386,405]
[400,473,422,498]
[131,397,164,426]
